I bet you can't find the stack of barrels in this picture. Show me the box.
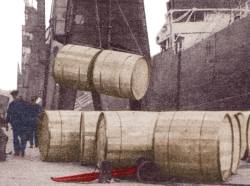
[38,110,250,183]
[53,44,149,101]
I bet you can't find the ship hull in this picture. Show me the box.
[143,15,250,111]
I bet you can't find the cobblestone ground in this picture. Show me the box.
[1,129,250,186]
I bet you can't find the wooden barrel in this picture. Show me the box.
[239,112,248,159]
[38,111,82,162]
[96,111,159,167]
[53,44,101,90]
[93,50,149,100]
[154,112,233,182]
[80,111,101,165]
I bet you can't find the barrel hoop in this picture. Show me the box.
[226,114,234,179]
[115,112,123,165]
[246,113,250,156]
[167,112,176,177]
[118,55,133,97]
[87,49,103,89]
[58,111,63,158]
[199,112,206,180]
[234,113,242,168]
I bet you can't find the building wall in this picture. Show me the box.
[18,1,47,103]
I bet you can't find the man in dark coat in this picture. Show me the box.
[28,96,43,148]
[6,90,29,157]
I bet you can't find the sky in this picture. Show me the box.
[0,0,167,91]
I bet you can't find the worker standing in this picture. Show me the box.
[28,96,43,148]
[6,90,29,157]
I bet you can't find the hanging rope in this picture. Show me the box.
[114,0,143,55]
[107,0,112,48]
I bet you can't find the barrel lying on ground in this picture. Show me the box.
[96,111,159,167]
[38,111,82,162]
[154,111,233,182]
[53,44,101,90]
[80,111,101,165]
[93,50,149,100]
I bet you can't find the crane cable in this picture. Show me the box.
[114,0,143,55]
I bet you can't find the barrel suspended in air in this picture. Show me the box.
[154,111,233,182]
[38,110,82,162]
[53,44,101,90]
[93,50,149,100]
[96,111,159,167]
[80,111,101,165]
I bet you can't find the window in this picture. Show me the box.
[190,12,204,22]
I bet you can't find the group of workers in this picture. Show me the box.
[0,90,43,160]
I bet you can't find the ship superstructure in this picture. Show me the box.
[157,0,250,51]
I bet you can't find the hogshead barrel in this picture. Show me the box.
[96,111,159,167]
[38,111,82,162]
[53,44,101,90]
[154,112,233,182]
[93,50,149,100]
[80,111,101,165]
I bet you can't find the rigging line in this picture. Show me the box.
[95,0,102,48]
[172,10,192,23]
[114,0,143,55]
